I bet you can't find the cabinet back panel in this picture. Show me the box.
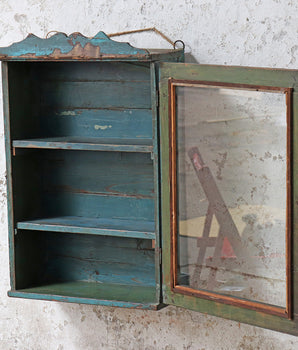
[34,62,151,82]
[41,108,153,139]
[7,62,152,140]
[40,81,151,109]
[15,231,155,288]
[42,151,154,198]
[44,192,154,221]
[12,150,154,222]
[44,233,155,286]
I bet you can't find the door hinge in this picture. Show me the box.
[157,247,162,265]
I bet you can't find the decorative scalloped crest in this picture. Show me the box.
[0,31,149,60]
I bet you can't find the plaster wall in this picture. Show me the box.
[0,1,298,349]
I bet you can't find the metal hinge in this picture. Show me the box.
[157,247,162,265]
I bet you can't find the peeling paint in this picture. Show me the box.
[56,111,76,116]
[94,124,112,130]
[1,1,298,349]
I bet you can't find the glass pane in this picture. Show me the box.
[176,85,287,308]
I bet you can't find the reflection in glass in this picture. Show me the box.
[176,86,287,308]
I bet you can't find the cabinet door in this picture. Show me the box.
[159,62,298,335]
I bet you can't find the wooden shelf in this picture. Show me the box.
[13,137,153,153]
[8,282,159,310]
[17,216,155,240]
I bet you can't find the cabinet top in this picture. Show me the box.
[0,31,183,62]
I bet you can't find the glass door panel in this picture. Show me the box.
[169,79,292,317]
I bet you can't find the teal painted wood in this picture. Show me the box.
[8,281,159,309]
[8,291,159,309]
[44,233,155,286]
[40,81,151,109]
[17,216,155,239]
[41,151,154,198]
[43,193,155,222]
[14,231,155,288]
[3,63,40,140]
[14,231,45,289]
[1,36,185,309]
[34,61,151,81]
[11,150,155,223]
[13,137,153,153]
[41,109,153,139]
[150,63,162,303]
[2,62,16,290]
[0,32,150,61]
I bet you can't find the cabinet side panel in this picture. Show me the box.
[2,62,15,289]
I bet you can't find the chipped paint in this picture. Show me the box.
[1,1,298,350]
[94,124,112,130]
[56,111,76,116]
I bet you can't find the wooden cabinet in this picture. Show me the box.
[0,31,183,309]
[1,31,298,335]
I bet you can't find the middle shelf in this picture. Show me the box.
[17,216,155,239]
[12,137,153,153]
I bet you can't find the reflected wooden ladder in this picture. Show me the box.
[188,147,250,289]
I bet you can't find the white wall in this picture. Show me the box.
[0,1,298,349]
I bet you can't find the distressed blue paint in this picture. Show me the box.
[8,291,159,309]
[42,109,153,139]
[35,61,151,81]
[41,150,154,198]
[41,81,151,109]
[2,33,185,309]
[44,233,155,286]
[17,216,155,239]
[44,193,155,222]
[0,32,149,60]
[13,137,153,153]
[2,62,16,289]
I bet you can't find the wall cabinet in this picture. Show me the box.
[1,31,298,335]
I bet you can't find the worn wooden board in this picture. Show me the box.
[44,193,155,222]
[0,31,184,62]
[13,137,153,153]
[2,62,16,289]
[40,81,151,109]
[41,150,154,198]
[17,216,155,240]
[37,232,154,286]
[34,61,151,81]
[9,282,158,309]
[14,230,155,288]
[0,32,149,61]
[40,109,153,140]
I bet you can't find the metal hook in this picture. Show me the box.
[173,40,185,50]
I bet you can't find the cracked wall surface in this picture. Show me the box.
[0,1,298,349]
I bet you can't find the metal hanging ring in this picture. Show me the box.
[173,40,185,50]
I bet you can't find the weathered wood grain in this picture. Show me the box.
[41,109,153,139]
[40,81,151,109]
[8,282,158,309]
[0,32,149,61]
[17,216,155,240]
[13,137,153,153]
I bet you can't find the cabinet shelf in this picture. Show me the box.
[12,137,153,153]
[8,282,159,310]
[17,216,156,240]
